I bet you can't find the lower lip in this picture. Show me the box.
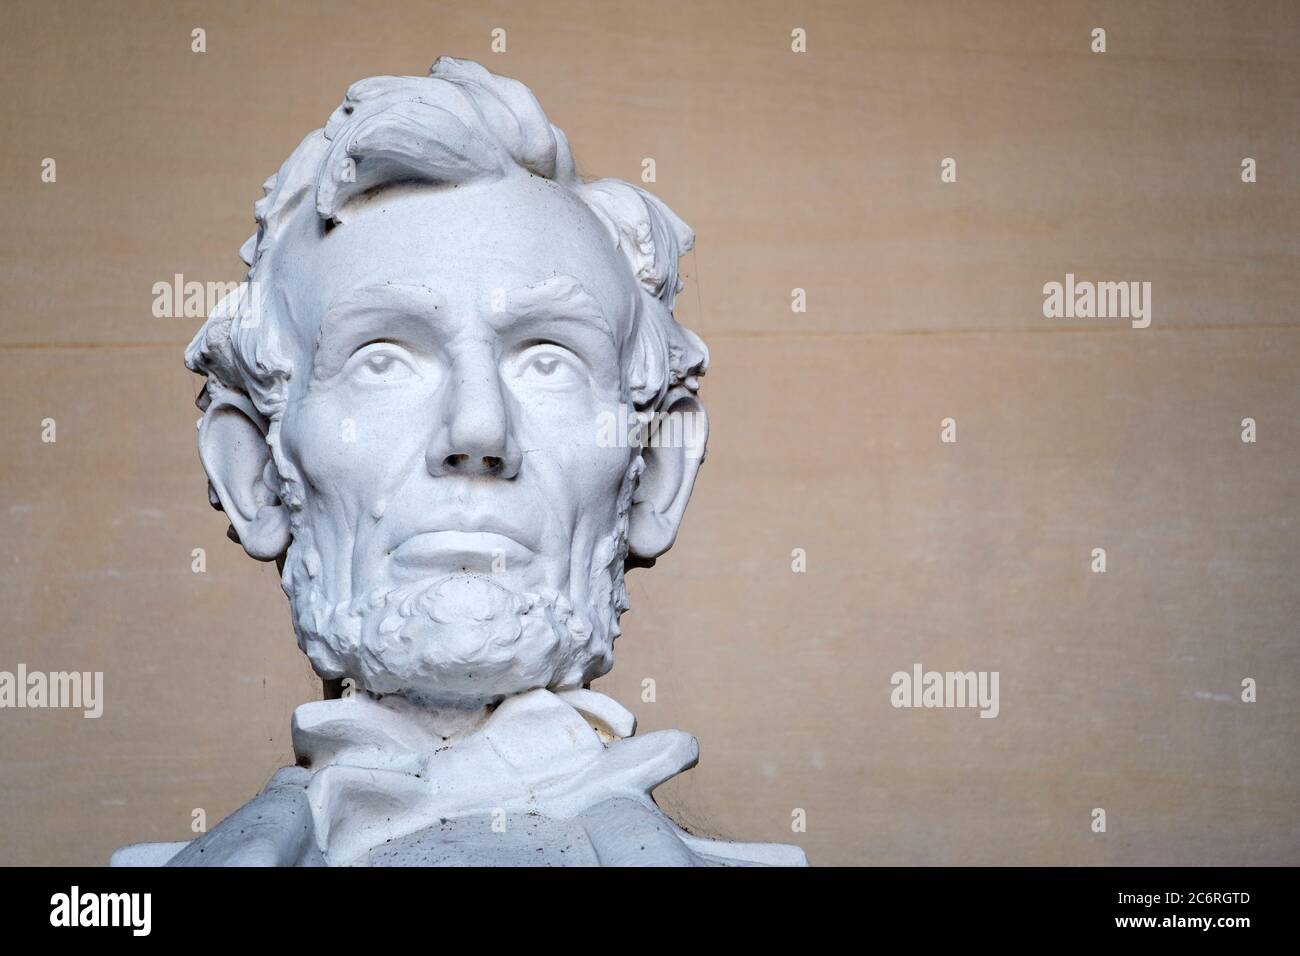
[389,531,532,579]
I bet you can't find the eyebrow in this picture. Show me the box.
[312,284,451,378]
[492,274,614,341]
[319,283,450,333]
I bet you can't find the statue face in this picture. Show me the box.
[196,166,707,706]
[267,173,644,704]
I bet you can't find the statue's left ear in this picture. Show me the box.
[626,390,708,567]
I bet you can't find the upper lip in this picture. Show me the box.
[387,511,539,554]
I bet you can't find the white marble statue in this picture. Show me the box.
[114,57,805,867]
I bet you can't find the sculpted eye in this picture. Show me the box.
[345,342,416,384]
[513,344,585,390]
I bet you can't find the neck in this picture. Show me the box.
[321,677,493,741]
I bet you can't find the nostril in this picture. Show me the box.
[441,453,504,475]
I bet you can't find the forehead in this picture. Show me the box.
[273,172,636,344]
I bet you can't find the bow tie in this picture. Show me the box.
[292,686,700,866]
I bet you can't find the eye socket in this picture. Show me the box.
[512,343,586,390]
[344,341,417,385]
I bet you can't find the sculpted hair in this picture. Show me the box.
[185,56,707,435]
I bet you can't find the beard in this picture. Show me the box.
[286,565,618,707]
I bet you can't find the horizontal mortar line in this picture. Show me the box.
[704,323,1300,340]
[1,322,1299,352]
[0,341,192,352]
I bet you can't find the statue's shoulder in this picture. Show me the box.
[112,765,318,867]
[573,795,809,867]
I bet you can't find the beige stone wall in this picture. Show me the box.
[1,0,1297,865]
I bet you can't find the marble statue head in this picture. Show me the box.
[184,57,708,709]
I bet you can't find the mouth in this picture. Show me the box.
[388,530,534,580]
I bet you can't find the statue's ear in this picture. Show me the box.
[626,391,708,567]
[197,389,290,561]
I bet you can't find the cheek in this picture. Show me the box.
[513,394,632,519]
[281,391,428,499]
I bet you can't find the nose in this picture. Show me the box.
[426,345,522,479]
